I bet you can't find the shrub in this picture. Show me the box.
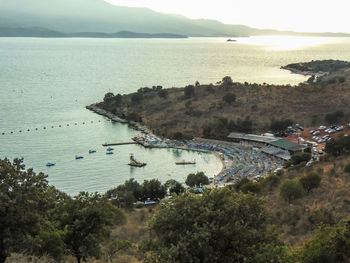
[184,85,195,98]
[325,110,344,124]
[280,180,304,202]
[131,93,143,104]
[263,174,280,189]
[158,89,168,98]
[222,93,236,104]
[299,172,322,193]
[344,163,350,173]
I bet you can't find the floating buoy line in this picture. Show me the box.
[1,120,102,136]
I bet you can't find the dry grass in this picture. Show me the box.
[99,71,350,138]
[263,155,350,247]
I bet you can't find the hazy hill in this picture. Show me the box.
[1,0,349,37]
[0,27,187,38]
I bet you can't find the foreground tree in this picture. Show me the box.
[60,192,126,263]
[148,188,286,262]
[296,219,350,263]
[0,158,54,263]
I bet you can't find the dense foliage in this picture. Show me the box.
[0,158,126,263]
[299,172,321,193]
[325,135,350,157]
[148,188,286,263]
[280,180,304,202]
[185,171,209,187]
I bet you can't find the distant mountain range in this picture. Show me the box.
[0,0,349,38]
[0,27,187,38]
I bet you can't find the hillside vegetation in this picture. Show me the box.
[97,62,350,140]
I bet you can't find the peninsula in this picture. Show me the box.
[92,60,350,140]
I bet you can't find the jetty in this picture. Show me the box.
[175,160,196,165]
[102,142,137,146]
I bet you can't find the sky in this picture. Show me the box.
[105,0,350,33]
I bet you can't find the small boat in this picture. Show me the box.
[75,155,84,160]
[175,159,196,165]
[107,147,114,151]
[226,38,236,42]
[106,151,114,155]
[46,162,55,167]
[89,150,96,154]
[128,154,146,167]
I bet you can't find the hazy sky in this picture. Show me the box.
[105,0,350,33]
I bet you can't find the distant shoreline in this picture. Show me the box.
[0,27,188,39]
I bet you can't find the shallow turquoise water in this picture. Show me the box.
[1,36,350,195]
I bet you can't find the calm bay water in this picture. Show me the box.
[1,36,350,195]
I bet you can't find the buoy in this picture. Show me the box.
[19,130,22,132]
[59,125,61,127]
[67,124,69,126]
[10,131,13,134]
[98,120,101,122]
[83,122,85,124]
[43,127,46,129]
[2,133,5,135]
[75,123,77,125]
[35,128,38,130]
[91,121,93,123]
[27,129,30,131]
[51,126,54,128]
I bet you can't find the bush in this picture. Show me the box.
[131,93,143,104]
[263,174,280,189]
[184,85,195,98]
[103,92,114,102]
[270,118,293,133]
[222,93,236,104]
[158,89,168,98]
[344,163,350,173]
[325,110,344,124]
[280,180,304,202]
[299,172,322,193]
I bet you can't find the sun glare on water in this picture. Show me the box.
[237,36,336,50]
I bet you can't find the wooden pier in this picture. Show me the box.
[102,142,137,146]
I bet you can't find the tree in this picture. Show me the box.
[287,152,311,167]
[325,110,344,124]
[299,172,322,193]
[222,76,233,86]
[164,179,185,195]
[270,118,293,133]
[280,180,304,202]
[148,188,286,262]
[184,85,195,98]
[222,93,236,104]
[141,179,166,201]
[185,172,209,187]
[0,158,54,263]
[103,92,114,102]
[60,192,126,263]
[297,220,350,263]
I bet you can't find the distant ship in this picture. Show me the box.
[226,39,236,42]
[128,154,146,167]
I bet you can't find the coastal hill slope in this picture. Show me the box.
[96,60,350,139]
[1,0,349,37]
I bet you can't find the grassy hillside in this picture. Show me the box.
[97,65,350,140]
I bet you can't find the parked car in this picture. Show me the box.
[319,125,326,130]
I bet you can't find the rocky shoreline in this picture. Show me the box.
[280,65,328,77]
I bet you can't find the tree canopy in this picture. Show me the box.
[185,171,209,187]
[148,188,286,262]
